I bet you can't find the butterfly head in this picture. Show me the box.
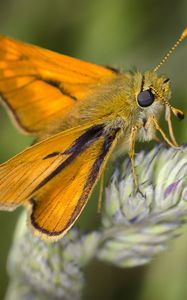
[131,28,187,144]
[133,71,177,143]
[136,70,183,119]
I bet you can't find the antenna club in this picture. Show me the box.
[181,27,187,40]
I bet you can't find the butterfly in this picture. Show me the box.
[0,28,186,241]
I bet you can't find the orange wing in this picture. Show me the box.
[0,36,117,135]
[0,123,121,240]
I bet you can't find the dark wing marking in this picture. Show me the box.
[29,125,120,237]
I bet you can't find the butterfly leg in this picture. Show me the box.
[129,126,139,191]
[165,105,178,147]
[147,115,179,149]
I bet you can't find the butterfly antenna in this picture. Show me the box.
[154,27,187,72]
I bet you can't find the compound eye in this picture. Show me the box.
[137,90,154,107]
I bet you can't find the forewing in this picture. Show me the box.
[0,36,116,134]
[0,123,121,240]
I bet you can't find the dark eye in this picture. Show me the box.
[137,90,154,107]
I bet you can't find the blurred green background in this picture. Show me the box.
[0,0,187,299]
